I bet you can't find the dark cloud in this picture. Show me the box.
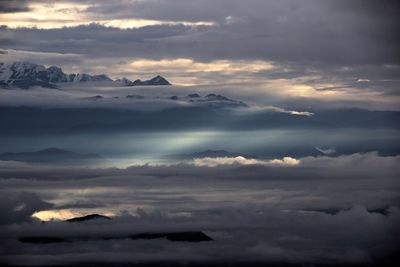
[0,192,53,224]
[1,0,399,65]
[0,152,399,210]
[1,1,399,98]
[0,0,30,13]
[1,2,399,265]
[0,23,211,59]
[0,152,399,265]
[0,203,399,265]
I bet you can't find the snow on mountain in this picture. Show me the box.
[116,75,171,86]
[68,73,112,83]
[0,62,171,89]
[0,62,112,89]
[116,77,135,86]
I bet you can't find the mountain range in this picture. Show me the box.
[19,231,213,244]
[84,93,248,108]
[0,61,171,89]
[116,75,170,86]
[66,214,111,222]
[0,148,103,164]
[19,213,213,244]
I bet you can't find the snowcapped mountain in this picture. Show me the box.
[116,75,171,86]
[68,73,112,83]
[0,62,112,89]
[0,62,171,89]
[116,77,135,86]
[0,62,57,89]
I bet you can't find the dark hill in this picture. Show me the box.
[0,148,103,164]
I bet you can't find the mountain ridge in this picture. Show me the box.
[117,75,171,86]
[83,93,248,108]
[0,61,171,89]
[66,214,111,222]
[0,147,103,164]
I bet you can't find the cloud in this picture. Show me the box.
[0,204,399,265]
[0,152,398,214]
[234,105,314,116]
[193,156,300,167]
[0,1,216,29]
[0,88,399,138]
[123,58,275,86]
[2,0,399,65]
[0,1,399,265]
[0,0,30,13]
[0,152,398,264]
[0,192,53,224]
[0,1,399,105]
[316,147,336,155]
[0,49,83,72]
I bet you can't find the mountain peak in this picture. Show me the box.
[1,61,172,89]
[0,147,103,164]
[120,75,171,86]
[66,214,110,222]
[148,75,171,85]
[0,61,112,89]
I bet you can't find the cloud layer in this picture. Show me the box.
[193,156,299,167]
[0,152,399,265]
[1,0,399,106]
[1,1,400,266]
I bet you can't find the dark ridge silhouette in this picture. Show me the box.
[0,148,103,163]
[19,236,67,244]
[2,261,399,267]
[302,206,391,216]
[187,93,201,98]
[66,214,111,222]
[18,231,213,244]
[84,95,104,100]
[131,75,171,86]
[117,75,171,86]
[129,231,213,242]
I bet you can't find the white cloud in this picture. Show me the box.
[0,49,82,69]
[234,105,314,116]
[192,156,300,167]
[315,147,336,155]
[357,78,371,82]
[0,2,216,29]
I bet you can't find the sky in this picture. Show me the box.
[0,1,400,266]
[0,0,400,107]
